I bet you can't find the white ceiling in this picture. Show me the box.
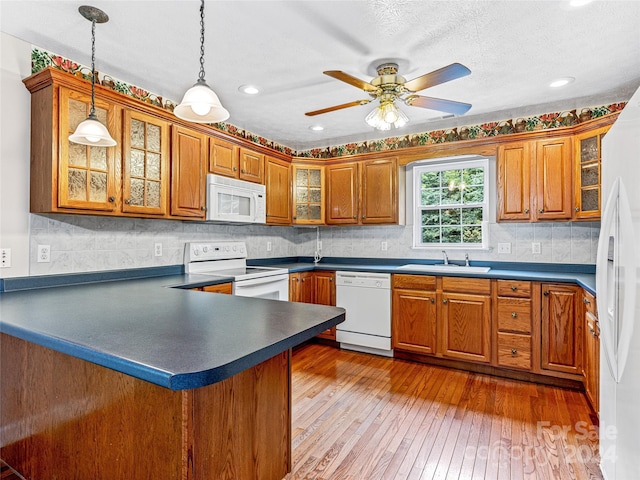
[2,0,640,151]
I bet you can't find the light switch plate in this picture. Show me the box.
[0,248,11,268]
[532,242,541,254]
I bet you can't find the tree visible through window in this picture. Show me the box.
[413,159,488,248]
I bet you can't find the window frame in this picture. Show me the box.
[412,158,490,249]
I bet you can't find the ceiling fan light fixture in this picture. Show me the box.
[175,0,230,124]
[365,102,408,131]
[69,5,116,147]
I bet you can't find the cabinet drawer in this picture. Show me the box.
[497,332,532,370]
[392,274,436,291]
[497,298,532,333]
[441,277,491,295]
[497,280,532,298]
[583,290,597,316]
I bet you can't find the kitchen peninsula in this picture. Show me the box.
[0,273,345,480]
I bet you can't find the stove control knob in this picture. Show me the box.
[193,248,200,257]
[232,245,237,251]
[202,246,209,253]
[376,281,382,288]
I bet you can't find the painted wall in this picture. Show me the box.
[1,33,599,279]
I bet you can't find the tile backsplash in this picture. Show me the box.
[29,214,599,276]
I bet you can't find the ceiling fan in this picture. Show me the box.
[305,62,472,130]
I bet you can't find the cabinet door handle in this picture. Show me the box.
[442,299,448,304]
[362,215,366,220]
[429,297,435,303]
[233,167,238,171]
[584,298,591,305]
[124,198,131,205]
[241,169,246,174]
[544,291,549,296]
[539,208,544,213]
[301,278,305,282]
[329,278,333,282]
[353,216,357,220]
[511,285,517,291]
[511,312,518,318]
[524,208,529,214]
[108,196,115,203]
[575,207,580,212]
[511,348,518,355]
[201,206,206,211]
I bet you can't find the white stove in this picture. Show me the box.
[184,242,289,300]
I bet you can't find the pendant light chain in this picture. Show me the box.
[89,18,97,118]
[198,0,206,82]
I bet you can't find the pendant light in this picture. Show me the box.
[174,0,229,123]
[69,6,117,147]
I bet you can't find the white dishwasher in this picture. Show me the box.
[335,271,393,357]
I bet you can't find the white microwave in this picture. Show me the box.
[206,174,266,224]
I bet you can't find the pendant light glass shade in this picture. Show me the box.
[69,113,117,146]
[174,79,229,123]
[175,0,229,124]
[69,6,116,147]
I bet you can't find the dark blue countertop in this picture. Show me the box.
[249,257,597,295]
[0,273,345,391]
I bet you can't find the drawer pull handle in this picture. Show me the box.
[442,299,448,304]
[524,208,529,214]
[511,348,518,355]
[544,291,549,296]
[584,298,591,305]
[511,285,517,292]
[511,312,518,318]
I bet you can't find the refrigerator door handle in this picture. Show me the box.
[596,177,621,382]
[614,179,637,380]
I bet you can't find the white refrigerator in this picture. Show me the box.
[596,85,640,480]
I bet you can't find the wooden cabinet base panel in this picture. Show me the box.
[0,334,290,480]
[393,350,584,390]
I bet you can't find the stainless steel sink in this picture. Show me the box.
[397,264,491,274]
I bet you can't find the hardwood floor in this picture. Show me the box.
[287,344,602,480]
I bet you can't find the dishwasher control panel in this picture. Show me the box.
[335,272,391,289]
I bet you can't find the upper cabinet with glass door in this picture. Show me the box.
[58,87,117,211]
[293,165,324,224]
[122,111,169,215]
[573,126,610,220]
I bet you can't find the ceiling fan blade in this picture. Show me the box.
[406,95,472,115]
[305,99,371,116]
[404,63,471,93]
[323,71,378,92]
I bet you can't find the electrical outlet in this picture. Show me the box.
[267,241,272,252]
[0,248,11,268]
[532,242,541,254]
[497,242,511,254]
[381,241,388,251]
[318,240,322,250]
[154,243,162,257]
[37,245,51,263]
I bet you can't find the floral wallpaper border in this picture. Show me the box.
[32,47,626,160]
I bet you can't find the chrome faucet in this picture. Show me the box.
[442,250,449,265]
[465,252,470,267]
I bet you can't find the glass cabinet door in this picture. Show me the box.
[293,165,324,224]
[574,126,609,220]
[123,111,169,215]
[58,87,116,211]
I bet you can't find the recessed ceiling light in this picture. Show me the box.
[549,77,575,88]
[238,84,260,95]
[309,125,324,132]
[569,0,593,6]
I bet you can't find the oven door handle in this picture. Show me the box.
[234,274,289,288]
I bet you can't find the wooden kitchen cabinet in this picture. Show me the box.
[30,83,118,214]
[192,283,233,294]
[541,283,582,375]
[497,137,572,221]
[122,110,169,216]
[583,290,600,413]
[392,275,437,355]
[239,148,264,184]
[170,125,207,219]
[494,280,540,372]
[573,126,609,220]
[265,156,292,225]
[292,165,325,224]
[441,277,492,363]
[326,162,359,224]
[314,271,337,340]
[497,142,532,221]
[208,137,239,177]
[289,271,314,304]
[326,157,398,225]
